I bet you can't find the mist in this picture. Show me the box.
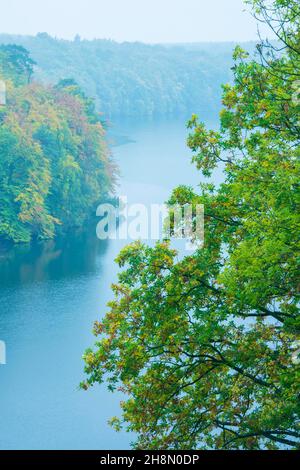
[0,0,273,43]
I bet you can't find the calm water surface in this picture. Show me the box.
[0,117,220,449]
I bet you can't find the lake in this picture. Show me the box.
[0,116,220,449]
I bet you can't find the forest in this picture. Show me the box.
[0,34,256,118]
[0,0,299,454]
[0,45,115,243]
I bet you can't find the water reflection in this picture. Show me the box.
[0,230,109,288]
[0,117,218,449]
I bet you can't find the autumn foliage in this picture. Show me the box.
[82,0,300,449]
[0,46,115,243]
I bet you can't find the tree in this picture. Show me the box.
[82,0,300,450]
[0,33,236,118]
[0,47,116,244]
[0,44,36,84]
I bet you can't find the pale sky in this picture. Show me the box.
[0,0,272,43]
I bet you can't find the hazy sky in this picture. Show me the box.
[0,0,272,43]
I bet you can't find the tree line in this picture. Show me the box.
[0,45,115,244]
[0,35,253,118]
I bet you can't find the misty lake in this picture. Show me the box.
[0,116,220,450]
